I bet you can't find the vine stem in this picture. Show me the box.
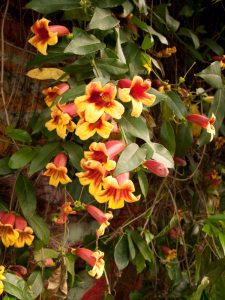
[104,269,111,295]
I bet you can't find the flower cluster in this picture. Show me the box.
[0,266,5,296]
[76,141,140,209]
[0,212,34,248]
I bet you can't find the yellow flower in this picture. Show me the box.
[43,153,72,187]
[45,106,76,139]
[118,76,156,118]
[42,83,70,107]
[75,113,113,140]
[14,227,34,248]
[0,266,5,281]
[0,224,19,247]
[75,82,124,123]
[0,280,4,295]
[153,47,177,58]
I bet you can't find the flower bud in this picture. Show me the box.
[143,160,169,177]
[53,153,67,167]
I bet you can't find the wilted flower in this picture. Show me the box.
[75,82,124,123]
[29,18,69,55]
[73,248,105,279]
[85,205,113,236]
[42,83,70,107]
[95,172,140,209]
[118,76,156,117]
[43,153,72,187]
[143,160,169,177]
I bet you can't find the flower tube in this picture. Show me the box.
[143,160,169,177]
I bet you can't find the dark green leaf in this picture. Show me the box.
[92,0,125,8]
[5,128,32,143]
[208,88,225,131]
[32,108,51,134]
[0,157,12,175]
[132,252,146,273]
[27,52,73,68]
[131,230,153,262]
[165,6,180,32]
[16,175,36,216]
[26,0,80,14]
[196,61,223,89]
[89,8,119,30]
[178,27,200,49]
[114,235,129,270]
[29,142,62,175]
[95,58,128,75]
[160,121,176,155]
[203,39,224,56]
[27,271,43,299]
[27,214,50,244]
[9,147,36,169]
[137,170,149,198]
[56,85,85,104]
[127,231,136,260]
[167,91,188,117]
[63,142,83,170]
[175,123,193,157]
[114,143,146,176]
[65,253,75,285]
[64,33,105,55]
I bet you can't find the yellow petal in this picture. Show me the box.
[118,88,132,103]
[131,100,143,117]
[104,100,124,120]
[85,104,104,123]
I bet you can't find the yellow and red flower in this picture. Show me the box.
[85,205,113,236]
[118,76,156,117]
[55,202,76,224]
[212,55,225,70]
[14,227,34,248]
[95,172,140,209]
[74,248,105,279]
[153,47,177,58]
[75,82,124,123]
[76,159,107,195]
[161,246,177,262]
[143,159,169,177]
[42,83,70,107]
[45,106,76,139]
[28,18,70,55]
[75,113,113,140]
[186,113,216,141]
[43,153,72,187]
[0,212,19,247]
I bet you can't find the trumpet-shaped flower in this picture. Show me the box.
[75,113,113,140]
[43,153,72,187]
[42,83,70,107]
[14,227,34,248]
[85,205,113,236]
[29,18,69,55]
[75,82,124,123]
[118,76,156,117]
[74,248,105,279]
[186,113,216,141]
[76,159,106,195]
[0,212,19,247]
[45,106,76,139]
[95,173,140,209]
[143,160,169,177]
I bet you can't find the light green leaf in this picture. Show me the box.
[27,214,50,244]
[150,142,174,168]
[32,108,51,134]
[114,143,146,176]
[5,128,32,143]
[89,8,119,30]
[27,271,43,299]
[92,0,126,8]
[57,85,85,104]
[65,253,75,285]
[34,248,59,263]
[190,276,210,300]
[132,252,146,273]
[26,0,80,14]
[64,33,105,55]
[196,61,223,89]
[141,35,154,50]
[219,233,225,256]
[115,27,126,64]
[95,58,128,75]
[208,88,225,131]
[16,175,36,216]
[114,235,129,270]
[9,147,36,169]
[137,170,149,198]
[63,142,83,170]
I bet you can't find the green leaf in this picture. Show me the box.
[26,0,80,14]
[178,27,200,49]
[114,143,146,176]
[119,113,151,143]
[65,253,75,285]
[175,123,193,157]
[4,273,35,300]
[27,271,43,299]
[160,121,176,156]
[27,214,50,244]
[132,252,146,273]
[150,142,174,168]
[64,33,105,55]
[32,108,51,134]
[208,214,225,222]
[114,235,129,270]
[56,85,85,104]
[208,88,225,131]
[127,231,136,260]
[34,248,59,263]
[219,233,225,256]
[141,35,154,50]
[29,142,62,175]
[16,175,37,216]
[165,6,180,32]
[131,230,153,262]
[89,8,119,30]
[166,91,188,117]
[92,0,125,8]
[115,27,126,64]
[137,170,149,198]
[203,39,224,56]
[95,58,128,75]
[196,61,223,89]
[0,157,12,175]
[63,142,83,170]
[9,147,36,169]
[5,128,32,143]
[122,1,133,17]
[27,52,73,68]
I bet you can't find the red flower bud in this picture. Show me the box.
[174,157,187,167]
[0,211,7,221]
[105,140,126,160]
[118,79,132,89]
[75,248,96,267]
[1,212,15,226]
[58,103,78,117]
[15,216,27,231]
[85,205,108,225]
[186,114,215,128]
[143,160,169,177]
[49,25,70,37]
[53,153,68,167]
[161,246,170,255]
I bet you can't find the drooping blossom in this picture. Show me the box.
[28,18,70,55]
[0,212,19,247]
[55,202,76,224]
[75,113,114,140]
[42,83,70,107]
[85,205,113,236]
[76,159,107,195]
[95,172,140,209]
[186,113,216,141]
[75,82,124,123]
[43,153,72,187]
[45,106,76,139]
[0,266,5,295]
[118,76,156,117]
[143,160,169,177]
[161,246,177,262]
[73,248,105,279]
